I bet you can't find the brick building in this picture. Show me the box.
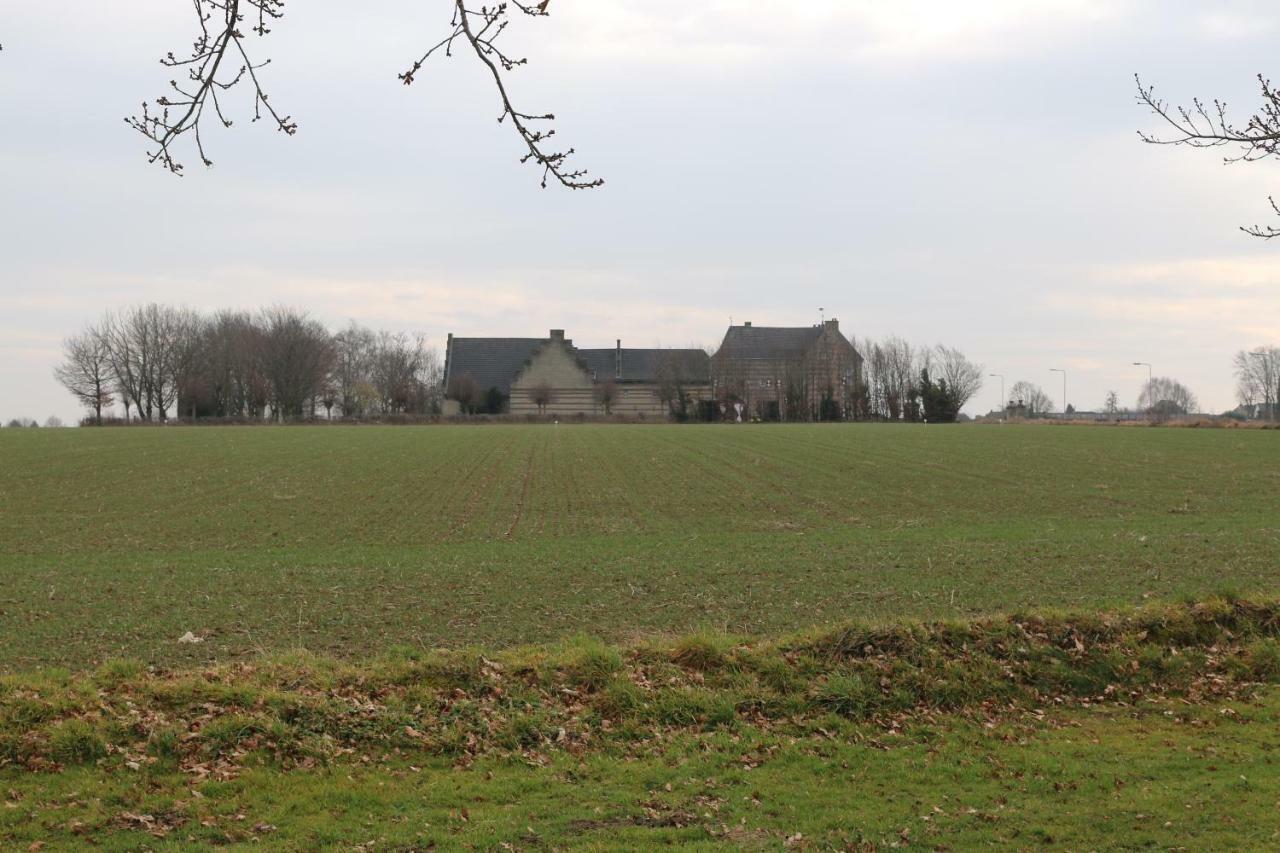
[711,319,863,421]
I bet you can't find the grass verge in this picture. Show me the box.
[5,596,1280,775]
[3,596,1280,845]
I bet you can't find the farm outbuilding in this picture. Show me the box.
[442,329,711,418]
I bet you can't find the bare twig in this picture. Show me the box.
[130,0,601,189]
[401,1,602,189]
[1136,73,1280,238]
[127,0,296,174]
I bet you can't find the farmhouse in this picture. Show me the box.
[712,319,863,421]
[442,329,711,417]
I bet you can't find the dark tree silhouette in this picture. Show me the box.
[530,381,555,414]
[594,379,619,415]
[1137,377,1198,418]
[258,306,335,420]
[1008,381,1053,417]
[446,373,481,415]
[127,0,600,189]
[1234,347,1280,417]
[1137,73,1280,238]
[54,328,115,424]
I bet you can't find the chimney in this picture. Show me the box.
[824,318,839,331]
[615,339,622,379]
[550,329,564,341]
[743,321,752,328]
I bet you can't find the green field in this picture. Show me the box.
[1,423,1277,669]
[3,423,1280,849]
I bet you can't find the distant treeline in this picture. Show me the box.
[47,304,1279,426]
[54,304,442,424]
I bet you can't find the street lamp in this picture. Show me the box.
[989,374,1004,418]
[1050,368,1066,416]
[1133,362,1152,411]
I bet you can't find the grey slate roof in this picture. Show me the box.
[577,348,710,384]
[445,337,543,395]
[714,325,825,361]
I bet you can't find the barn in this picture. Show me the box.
[442,329,711,418]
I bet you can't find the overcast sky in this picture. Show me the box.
[3,0,1279,422]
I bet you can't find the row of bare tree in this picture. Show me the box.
[1135,378,1199,417]
[1005,377,1200,419]
[55,305,442,423]
[328,323,442,418]
[4,417,64,429]
[1234,347,1280,418]
[854,339,984,422]
[55,304,197,424]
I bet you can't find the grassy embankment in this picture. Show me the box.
[4,597,1280,848]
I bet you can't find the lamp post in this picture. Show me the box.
[1133,362,1152,411]
[1050,368,1066,417]
[989,374,1004,419]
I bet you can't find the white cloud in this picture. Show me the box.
[1045,256,1280,345]
[1198,11,1276,40]
[1095,256,1280,291]
[545,0,1127,67]
[1068,291,1276,332]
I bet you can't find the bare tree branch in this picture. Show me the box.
[127,0,296,174]
[128,0,601,189]
[402,1,602,189]
[1136,73,1280,238]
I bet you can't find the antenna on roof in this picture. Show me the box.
[819,307,825,326]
